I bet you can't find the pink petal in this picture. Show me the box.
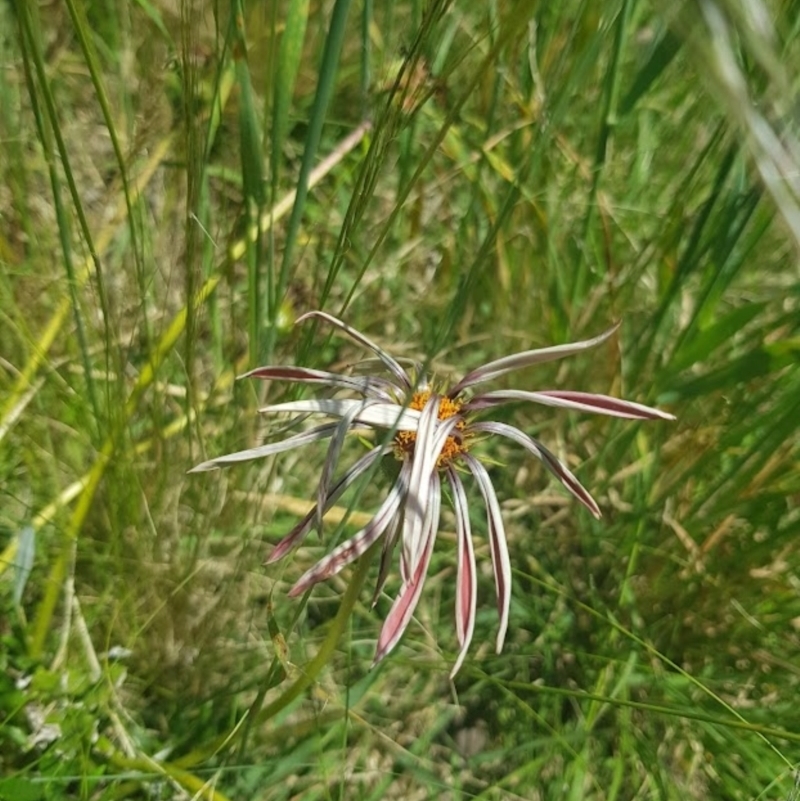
[372,532,435,666]
[373,474,442,666]
[288,480,405,596]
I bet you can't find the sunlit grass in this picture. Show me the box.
[1,0,799,798]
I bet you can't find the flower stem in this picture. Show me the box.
[257,544,376,724]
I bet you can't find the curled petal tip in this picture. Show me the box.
[369,652,386,671]
[187,462,217,474]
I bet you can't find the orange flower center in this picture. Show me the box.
[393,390,468,468]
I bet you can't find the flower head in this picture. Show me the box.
[192,311,674,676]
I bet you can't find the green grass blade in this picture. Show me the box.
[267,0,355,360]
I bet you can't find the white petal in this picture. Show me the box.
[464,455,511,654]
[450,324,620,395]
[317,400,378,531]
[471,421,601,519]
[297,310,413,390]
[288,479,406,596]
[259,398,422,430]
[401,397,458,577]
[265,446,387,563]
[241,364,396,399]
[189,423,338,472]
[447,468,476,677]
[467,389,674,421]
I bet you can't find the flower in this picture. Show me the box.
[192,311,674,676]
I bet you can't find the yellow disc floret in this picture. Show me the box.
[393,389,468,469]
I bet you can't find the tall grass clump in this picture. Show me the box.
[1,0,799,798]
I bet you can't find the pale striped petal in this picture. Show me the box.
[470,421,601,519]
[241,364,397,399]
[450,324,620,395]
[464,455,511,654]
[288,480,406,596]
[297,310,413,390]
[189,423,338,473]
[259,398,422,430]
[317,400,378,531]
[373,473,441,665]
[372,464,412,606]
[529,390,675,420]
[402,397,458,577]
[447,468,476,678]
[371,511,403,607]
[265,446,386,563]
[466,389,673,420]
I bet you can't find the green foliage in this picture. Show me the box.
[1,0,799,797]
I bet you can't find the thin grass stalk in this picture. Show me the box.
[26,123,371,656]
[267,0,355,361]
[517,574,797,765]
[0,135,173,443]
[255,542,376,724]
[29,275,221,657]
[359,0,372,119]
[577,0,633,303]
[16,3,101,437]
[267,0,309,353]
[180,0,207,437]
[320,0,453,310]
[63,0,144,371]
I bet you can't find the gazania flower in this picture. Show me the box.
[192,311,674,676]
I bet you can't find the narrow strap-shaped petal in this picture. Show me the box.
[288,479,406,596]
[401,396,440,576]
[372,537,434,666]
[373,473,441,666]
[259,398,423,430]
[265,446,386,563]
[297,310,413,391]
[189,423,338,473]
[447,468,477,677]
[466,389,674,421]
[317,399,378,532]
[471,421,601,518]
[449,324,620,395]
[527,390,675,420]
[371,512,402,607]
[240,365,397,400]
[464,455,511,654]
[372,463,411,606]
[402,397,458,578]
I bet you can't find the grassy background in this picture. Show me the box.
[2,0,800,798]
